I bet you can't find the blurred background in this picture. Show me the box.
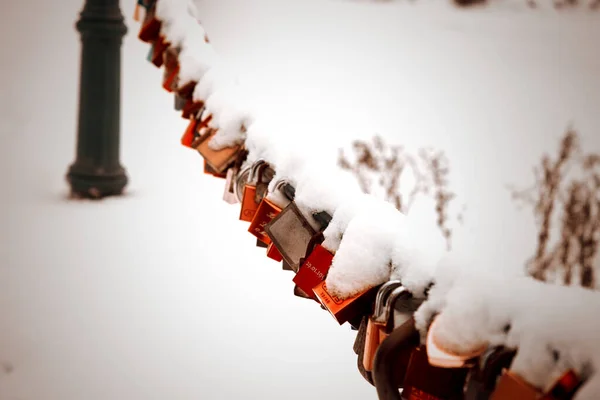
[1,0,599,399]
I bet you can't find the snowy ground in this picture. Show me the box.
[1,0,599,399]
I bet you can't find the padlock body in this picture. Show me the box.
[151,36,169,67]
[265,202,316,271]
[402,346,468,400]
[181,118,199,148]
[489,371,539,400]
[195,128,241,173]
[138,11,161,42]
[312,281,377,325]
[293,244,333,298]
[240,185,259,222]
[363,319,382,372]
[205,160,227,179]
[267,243,283,262]
[248,198,282,244]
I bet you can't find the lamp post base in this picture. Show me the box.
[67,165,128,199]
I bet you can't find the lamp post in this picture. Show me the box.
[67,0,128,199]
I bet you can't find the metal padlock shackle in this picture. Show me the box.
[372,281,403,321]
[234,164,253,203]
[249,159,269,183]
[373,285,411,327]
[194,104,206,121]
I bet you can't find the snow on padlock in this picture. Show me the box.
[312,280,378,326]
[426,315,486,369]
[292,243,333,300]
[138,1,161,43]
[195,126,243,174]
[264,201,317,272]
[490,369,581,400]
[239,161,274,222]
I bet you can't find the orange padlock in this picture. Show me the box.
[490,369,582,400]
[195,128,242,174]
[312,281,378,326]
[248,197,282,244]
[240,185,259,222]
[267,242,283,262]
[489,371,540,400]
[138,3,161,43]
[238,161,273,222]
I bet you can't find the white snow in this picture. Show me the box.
[2,0,600,399]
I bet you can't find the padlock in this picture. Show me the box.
[542,370,582,400]
[177,81,197,101]
[151,35,169,68]
[162,47,180,93]
[490,369,582,400]
[138,1,161,43]
[354,316,375,385]
[282,260,294,271]
[362,282,405,373]
[195,127,243,175]
[248,197,281,244]
[401,345,469,400]
[222,167,239,204]
[248,180,290,244]
[293,285,313,299]
[181,118,200,148]
[426,316,486,369]
[204,160,227,179]
[365,283,419,380]
[239,161,273,222]
[464,347,517,400]
[182,99,203,120]
[174,94,186,111]
[267,242,283,262]
[256,238,268,248]
[264,201,317,272]
[293,243,334,299]
[312,281,379,326]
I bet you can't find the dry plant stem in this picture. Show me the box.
[511,129,600,289]
[338,136,456,250]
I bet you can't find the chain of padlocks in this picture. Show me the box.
[132,1,585,398]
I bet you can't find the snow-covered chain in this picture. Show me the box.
[141,1,600,397]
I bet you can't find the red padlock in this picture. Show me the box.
[162,48,180,93]
[402,346,469,400]
[138,3,161,43]
[151,36,169,68]
[267,242,283,262]
[293,244,333,299]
